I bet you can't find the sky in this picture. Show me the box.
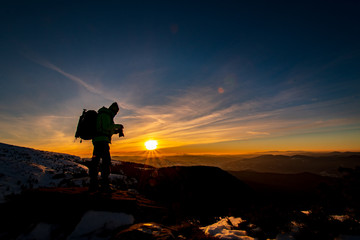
[0,1,359,157]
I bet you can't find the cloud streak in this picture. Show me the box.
[115,85,360,152]
[40,61,104,97]
[25,54,139,112]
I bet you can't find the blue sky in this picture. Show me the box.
[0,1,359,155]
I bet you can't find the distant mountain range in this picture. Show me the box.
[113,152,360,176]
[222,154,360,176]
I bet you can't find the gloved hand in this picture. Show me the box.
[115,124,124,137]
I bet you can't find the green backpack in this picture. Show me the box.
[75,109,98,141]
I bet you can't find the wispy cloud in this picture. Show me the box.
[25,54,139,112]
[39,61,104,96]
[247,131,270,135]
[116,86,359,151]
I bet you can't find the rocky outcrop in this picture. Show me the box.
[0,188,168,239]
[118,165,254,218]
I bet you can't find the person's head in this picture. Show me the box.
[109,102,119,115]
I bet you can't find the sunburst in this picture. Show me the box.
[145,140,158,150]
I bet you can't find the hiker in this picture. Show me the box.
[89,102,124,192]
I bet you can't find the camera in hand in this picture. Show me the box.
[115,125,124,137]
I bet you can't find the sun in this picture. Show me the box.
[145,140,158,150]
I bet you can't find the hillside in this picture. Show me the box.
[0,143,88,203]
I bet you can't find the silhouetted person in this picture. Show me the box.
[89,102,124,192]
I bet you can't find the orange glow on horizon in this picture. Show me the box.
[4,126,359,159]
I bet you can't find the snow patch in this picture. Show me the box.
[300,210,311,215]
[331,215,351,222]
[0,143,87,203]
[201,217,254,240]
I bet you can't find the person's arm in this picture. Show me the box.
[113,123,123,130]
[97,113,124,136]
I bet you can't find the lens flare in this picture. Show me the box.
[218,87,225,94]
[145,140,158,150]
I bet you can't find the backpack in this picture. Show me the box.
[75,109,98,142]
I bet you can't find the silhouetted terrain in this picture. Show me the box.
[230,170,334,193]
[1,142,360,239]
[224,154,360,175]
[112,163,253,218]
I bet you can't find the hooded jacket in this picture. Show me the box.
[92,106,122,143]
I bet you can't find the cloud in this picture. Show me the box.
[0,112,97,155]
[8,52,358,154]
[115,86,359,152]
[2,69,356,155]
[39,62,104,96]
[25,54,138,112]
[247,131,270,135]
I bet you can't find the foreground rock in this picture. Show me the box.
[115,164,254,218]
[0,187,172,239]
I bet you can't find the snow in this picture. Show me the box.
[0,142,88,203]
[67,211,134,240]
[109,172,137,187]
[331,215,351,222]
[300,210,311,215]
[0,142,136,203]
[201,217,255,240]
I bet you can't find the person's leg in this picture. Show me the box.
[100,142,111,190]
[89,143,101,191]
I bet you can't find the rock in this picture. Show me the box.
[113,222,176,240]
[0,187,168,239]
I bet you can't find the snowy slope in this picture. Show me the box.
[0,142,88,203]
